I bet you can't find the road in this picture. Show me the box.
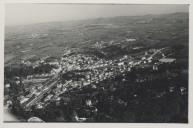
[148,47,167,60]
[25,80,58,108]
[25,75,71,108]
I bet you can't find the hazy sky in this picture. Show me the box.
[5,4,188,26]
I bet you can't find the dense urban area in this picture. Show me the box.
[4,12,188,122]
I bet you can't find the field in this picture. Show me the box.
[5,12,188,64]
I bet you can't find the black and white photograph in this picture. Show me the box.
[3,3,189,123]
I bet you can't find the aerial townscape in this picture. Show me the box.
[4,12,188,122]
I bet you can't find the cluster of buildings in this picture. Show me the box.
[5,45,182,122]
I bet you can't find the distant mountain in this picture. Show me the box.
[5,12,189,63]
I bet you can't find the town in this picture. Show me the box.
[4,7,189,122]
[4,44,188,122]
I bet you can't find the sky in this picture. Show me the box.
[5,4,189,26]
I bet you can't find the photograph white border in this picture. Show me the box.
[0,0,192,128]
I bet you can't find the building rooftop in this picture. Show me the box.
[159,58,176,63]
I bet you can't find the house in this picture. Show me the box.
[20,97,30,104]
[5,83,10,88]
[85,99,92,107]
[153,65,158,71]
[159,58,176,63]
[126,38,136,42]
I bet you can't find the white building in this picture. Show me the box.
[159,58,176,63]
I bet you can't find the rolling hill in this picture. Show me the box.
[5,12,189,64]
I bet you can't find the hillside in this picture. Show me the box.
[5,12,189,64]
